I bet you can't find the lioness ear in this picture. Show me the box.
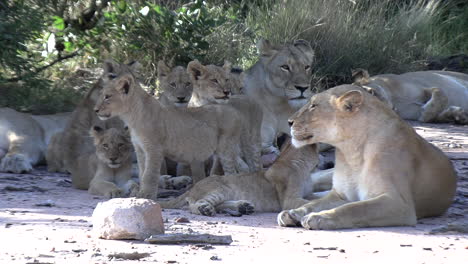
[116,75,133,95]
[187,59,206,81]
[293,39,314,62]
[157,60,170,78]
[257,39,277,57]
[351,68,370,85]
[336,90,364,113]
[103,59,118,75]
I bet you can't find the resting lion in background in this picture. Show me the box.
[279,85,457,230]
[353,69,468,124]
[160,139,332,216]
[244,39,315,156]
[0,108,70,173]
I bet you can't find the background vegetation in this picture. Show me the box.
[1,0,467,113]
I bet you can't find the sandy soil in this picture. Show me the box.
[1,121,467,264]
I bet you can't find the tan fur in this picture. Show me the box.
[0,108,70,173]
[187,60,263,172]
[94,62,245,200]
[244,39,315,154]
[159,140,325,216]
[46,131,67,172]
[279,85,457,229]
[353,69,468,124]
[61,61,136,188]
[157,60,193,107]
[75,126,138,198]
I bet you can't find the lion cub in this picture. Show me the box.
[94,62,245,200]
[187,59,263,172]
[157,60,193,107]
[160,139,325,216]
[279,85,457,229]
[75,126,138,198]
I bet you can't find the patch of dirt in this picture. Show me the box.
[1,121,467,264]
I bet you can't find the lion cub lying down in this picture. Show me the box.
[160,140,332,216]
[279,85,457,229]
[73,126,138,198]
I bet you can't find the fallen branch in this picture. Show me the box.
[145,233,233,245]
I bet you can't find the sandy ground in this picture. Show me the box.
[1,121,467,264]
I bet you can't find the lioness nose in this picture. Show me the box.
[94,108,99,113]
[110,157,117,162]
[288,120,294,127]
[295,85,309,93]
[177,97,185,102]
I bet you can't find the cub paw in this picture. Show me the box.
[137,188,158,201]
[198,203,216,216]
[105,188,123,199]
[170,176,192,190]
[0,154,33,174]
[238,201,255,215]
[126,181,140,197]
[277,209,304,227]
[158,175,173,189]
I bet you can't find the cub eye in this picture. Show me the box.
[211,79,218,84]
[170,82,176,88]
[103,144,109,149]
[305,65,311,71]
[281,65,290,71]
[118,143,125,148]
[185,82,191,87]
[104,94,112,101]
[108,73,117,79]
[309,103,317,110]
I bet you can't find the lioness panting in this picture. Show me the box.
[244,39,315,156]
[94,62,245,200]
[278,84,457,229]
[353,69,468,124]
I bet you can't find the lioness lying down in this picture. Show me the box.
[94,62,245,200]
[74,126,138,198]
[353,69,468,124]
[279,85,457,229]
[160,140,332,216]
[0,108,70,173]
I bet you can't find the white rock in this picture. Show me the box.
[92,198,164,240]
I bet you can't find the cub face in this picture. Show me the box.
[289,85,364,148]
[258,39,315,109]
[187,59,231,104]
[157,61,192,107]
[91,126,132,168]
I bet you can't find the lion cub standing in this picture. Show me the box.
[76,126,138,198]
[187,59,263,172]
[94,62,245,200]
[279,85,457,229]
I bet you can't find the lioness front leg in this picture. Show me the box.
[419,88,448,123]
[278,189,347,227]
[137,149,163,201]
[301,194,417,230]
[134,145,146,179]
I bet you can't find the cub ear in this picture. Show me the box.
[187,59,206,81]
[90,125,104,139]
[336,90,364,113]
[257,38,277,57]
[103,59,119,75]
[127,60,142,74]
[157,60,171,78]
[351,68,370,85]
[293,39,314,62]
[362,86,376,96]
[223,60,232,72]
[116,75,133,95]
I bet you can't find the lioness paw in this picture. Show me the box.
[238,201,255,215]
[105,188,123,199]
[0,154,33,174]
[277,210,302,226]
[198,203,216,216]
[301,213,339,230]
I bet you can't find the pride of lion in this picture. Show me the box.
[1,38,463,230]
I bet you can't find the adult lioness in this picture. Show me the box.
[244,39,315,155]
[72,126,138,198]
[187,59,263,172]
[278,85,457,229]
[157,60,192,107]
[0,108,70,173]
[353,69,468,124]
[94,62,245,200]
[160,140,330,216]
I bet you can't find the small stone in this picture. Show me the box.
[92,198,164,240]
[175,217,190,223]
[210,255,221,261]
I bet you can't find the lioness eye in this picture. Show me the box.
[309,103,317,110]
[108,73,117,79]
[104,94,111,100]
[211,79,218,84]
[170,82,176,88]
[305,65,311,71]
[281,65,290,71]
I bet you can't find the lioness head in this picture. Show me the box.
[289,85,379,147]
[94,62,141,120]
[91,126,132,168]
[257,39,315,108]
[352,68,394,110]
[157,60,192,106]
[187,59,232,105]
